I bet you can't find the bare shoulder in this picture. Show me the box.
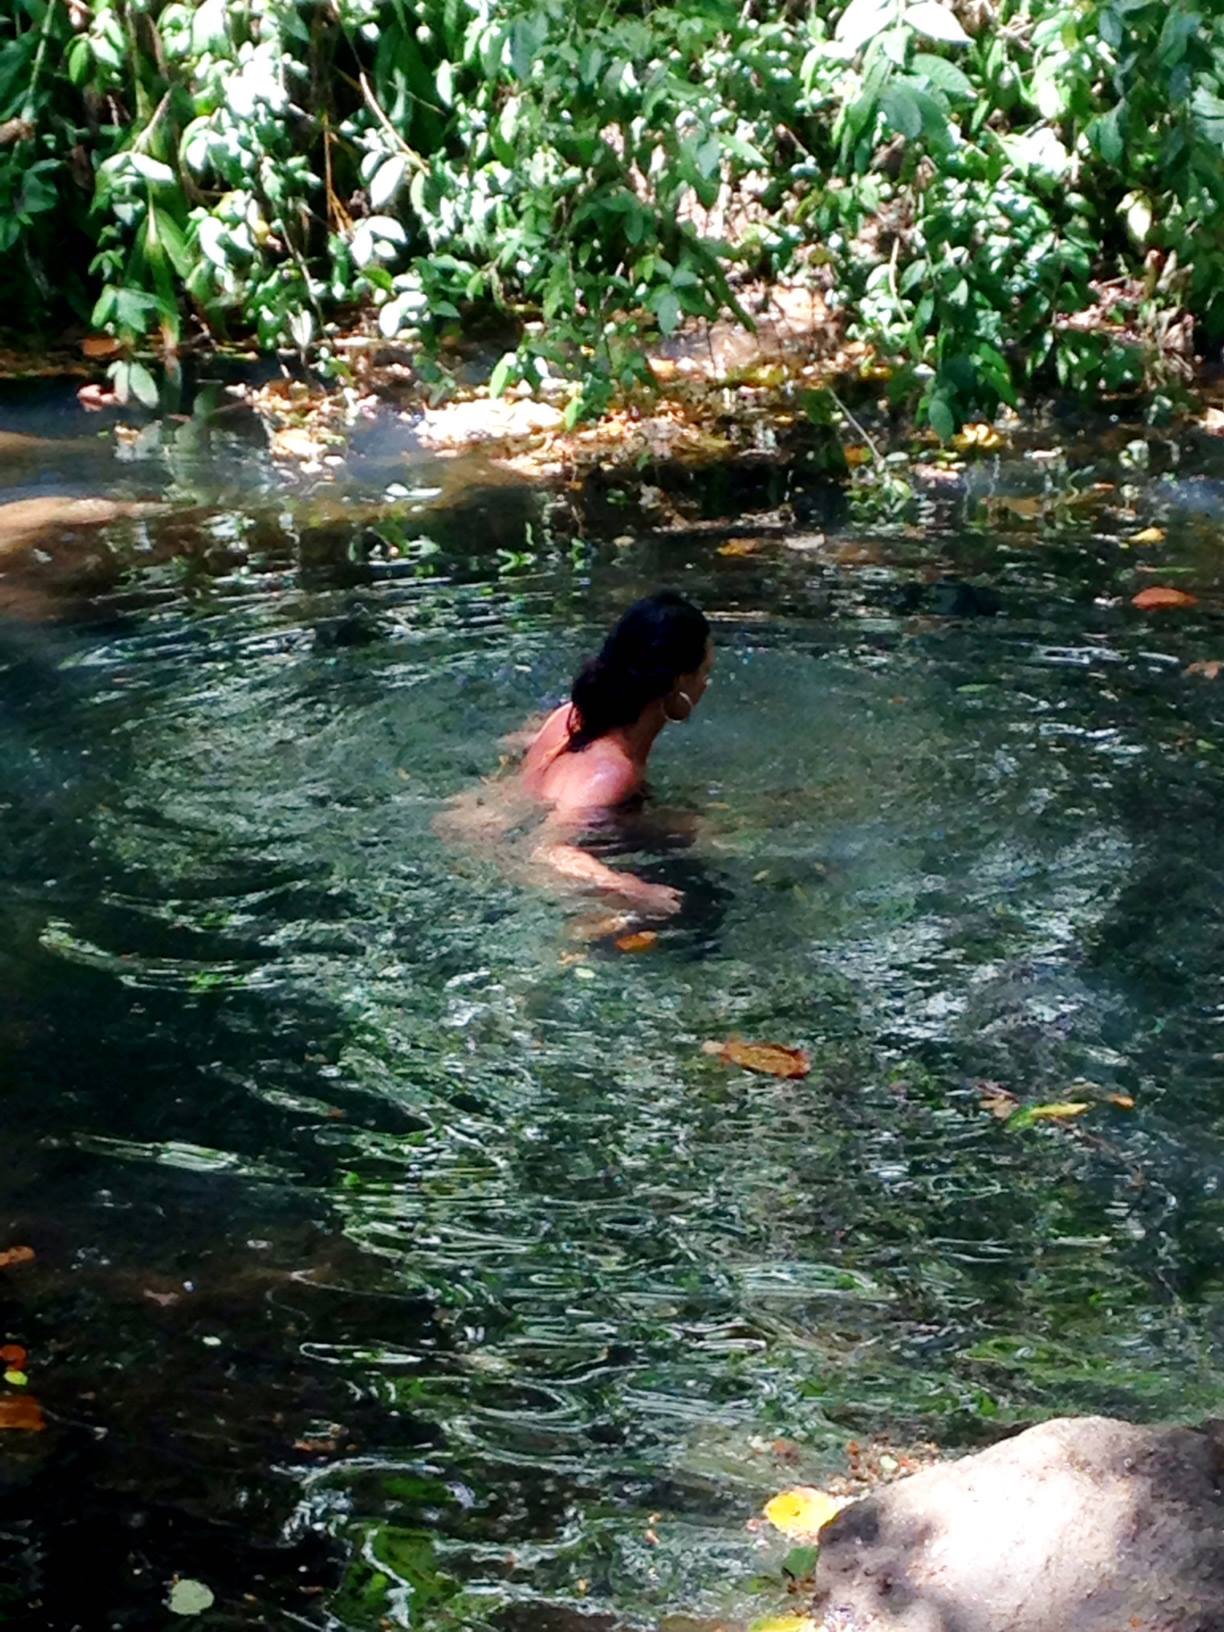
[545,742,640,816]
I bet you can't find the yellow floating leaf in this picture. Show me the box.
[749,1617,820,1632]
[764,1486,847,1537]
[1128,526,1166,545]
[705,1039,811,1080]
[718,539,762,557]
[1029,1102,1091,1121]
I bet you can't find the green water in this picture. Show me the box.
[2,395,1224,1630]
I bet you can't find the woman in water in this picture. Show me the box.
[518,590,713,917]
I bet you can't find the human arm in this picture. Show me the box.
[530,763,682,915]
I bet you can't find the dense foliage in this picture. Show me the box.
[2,0,1223,425]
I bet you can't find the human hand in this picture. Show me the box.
[627,881,683,917]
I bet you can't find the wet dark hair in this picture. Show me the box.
[567,591,710,751]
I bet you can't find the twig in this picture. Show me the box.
[357,72,427,172]
[827,385,883,463]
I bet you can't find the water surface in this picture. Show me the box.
[2,394,1223,1629]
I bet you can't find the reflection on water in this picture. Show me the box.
[1,404,1224,1629]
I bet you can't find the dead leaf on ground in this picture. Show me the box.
[718,539,763,557]
[0,1247,35,1270]
[1186,660,1223,679]
[991,495,1045,520]
[764,1486,851,1537]
[1128,526,1166,545]
[1132,586,1197,610]
[615,930,658,953]
[0,1346,28,1369]
[703,1038,811,1079]
[0,1395,45,1431]
[844,445,873,466]
[952,422,1004,453]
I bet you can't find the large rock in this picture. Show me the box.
[812,1416,1224,1632]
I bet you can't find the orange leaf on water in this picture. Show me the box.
[1186,660,1223,680]
[718,539,762,558]
[1132,586,1198,610]
[615,931,658,954]
[0,1247,34,1270]
[1107,1093,1136,1109]
[704,1039,811,1079]
[0,1346,28,1369]
[80,335,121,359]
[764,1486,849,1537]
[0,1395,44,1431]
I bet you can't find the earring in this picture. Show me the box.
[664,689,693,723]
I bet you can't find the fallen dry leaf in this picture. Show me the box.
[764,1486,851,1537]
[844,445,873,466]
[1186,660,1223,680]
[704,1039,811,1079]
[615,931,658,953]
[952,422,1004,453]
[1128,526,1166,545]
[1132,586,1197,610]
[0,1395,44,1431]
[0,1346,28,1369]
[992,495,1045,519]
[0,1247,35,1270]
[718,539,763,557]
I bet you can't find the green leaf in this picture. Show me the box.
[126,362,160,409]
[882,82,923,138]
[835,0,899,53]
[168,1579,216,1616]
[911,53,973,100]
[654,290,682,335]
[1091,104,1124,167]
[488,352,516,398]
[370,156,408,211]
[508,14,547,81]
[129,154,175,186]
[190,0,227,54]
[436,59,454,107]
[905,1,971,44]
[928,393,956,440]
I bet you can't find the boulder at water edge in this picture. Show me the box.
[812,1415,1224,1632]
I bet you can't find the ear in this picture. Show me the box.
[663,688,693,723]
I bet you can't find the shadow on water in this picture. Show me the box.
[1,409,1223,1629]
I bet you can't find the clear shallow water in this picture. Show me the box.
[2,395,1224,1629]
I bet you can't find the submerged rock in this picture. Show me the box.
[812,1415,1224,1632]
